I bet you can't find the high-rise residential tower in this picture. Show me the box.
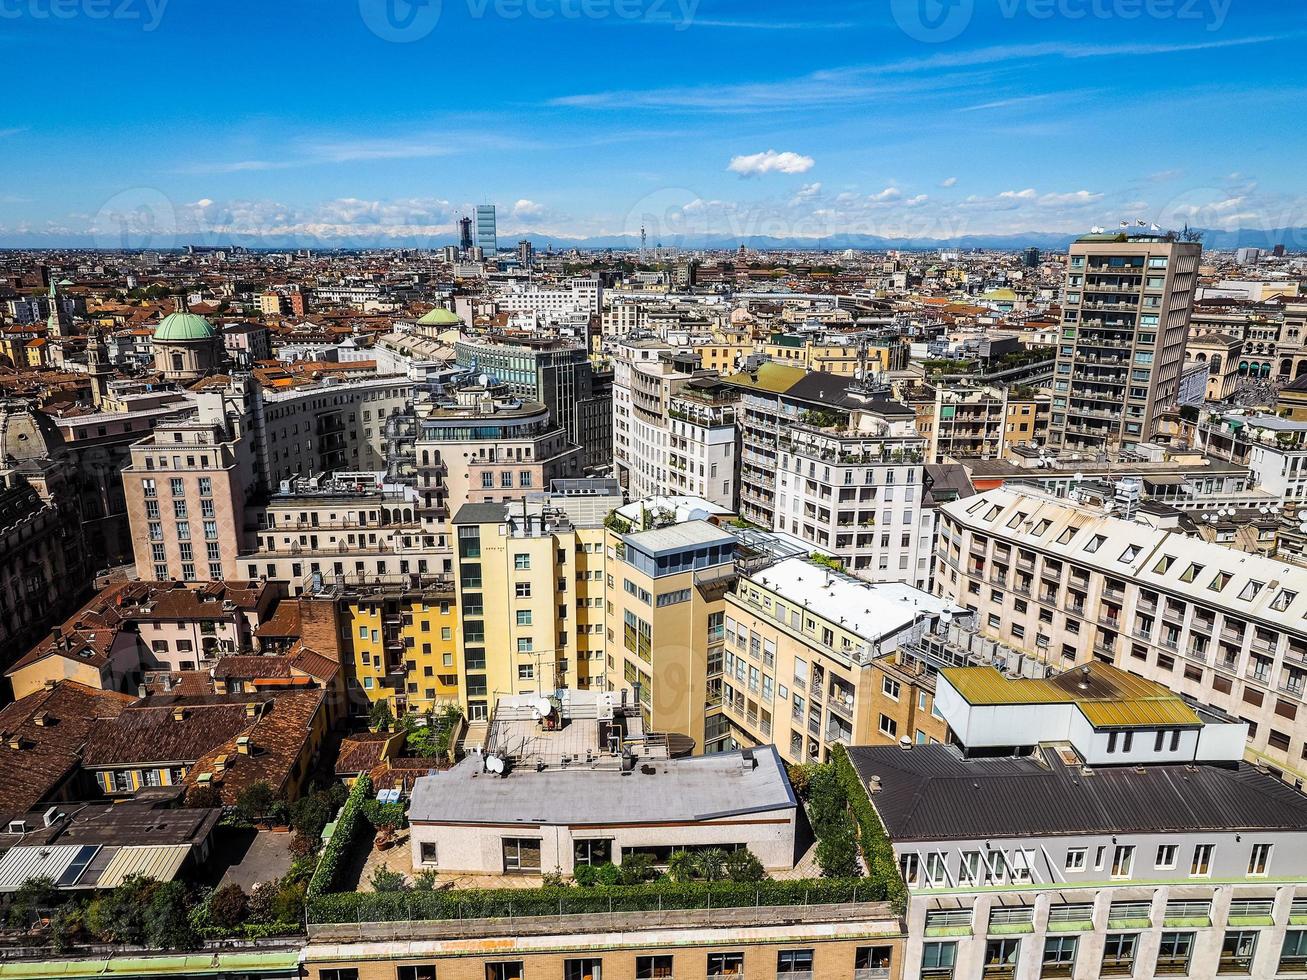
[1050,233,1201,451]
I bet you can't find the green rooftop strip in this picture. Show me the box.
[307,878,885,924]
[1046,920,1095,932]
[0,952,300,978]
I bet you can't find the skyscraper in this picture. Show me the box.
[458,215,473,252]
[475,204,497,256]
[1049,232,1201,451]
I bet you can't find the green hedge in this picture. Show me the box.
[307,774,372,898]
[308,878,883,923]
[830,744,907,914]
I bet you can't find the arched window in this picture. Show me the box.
[172,353,184,372]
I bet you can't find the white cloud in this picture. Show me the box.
[869,187,902,203]
[999,188,1038,200]
[727,150,815,177]
[940,177,958,188]
[790,183,823,205]
[512,199,545,220]
[1037,190,1103,207]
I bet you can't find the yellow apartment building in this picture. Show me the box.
[605,517,738,754]
[452,489,617,721]
[721,556,966,765]
[331,576,460,718]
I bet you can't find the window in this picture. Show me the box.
[855,946,892,976]
[1156,933,1194,976]
[1100,934,1138,978]
[776,950,813,974]
[921,942,957,980]
[563,959,602,980]
[1041,937,1077,979]
[573,839,612,867]
[1191,843,1214,876]
[419,842,437,865]
[514,553,531,570]
[899,852,920,886]
[706,952,744,976]
[1219,930,1258,975]
[983,938,1021,977]
[515,582,531,598]
[516,610,532,626]
[882,677,901,700]
[1110,844,1134,879]
[517,664,534,680]
[485,965,523,980]
[1155,844,1177,870]
[1248,842,1272,876]
[397,968,437,980]
[501,838,541,874]
[1064,848,1086,872]
[878,714,898,738]
[1281,931,1307,975]
[635,956,673,979]
[322,973,359,980]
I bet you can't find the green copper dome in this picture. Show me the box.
[155,311,215,342]
[417,306,462,327]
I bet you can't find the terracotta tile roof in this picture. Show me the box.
[183,689,325,802]
[0,682,135,823]
[211,655,294,680]
[335,733,392,776]
[287,644,339,682]
[254,599,301,638]
[81,697,263,768]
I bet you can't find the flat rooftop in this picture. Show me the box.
[847,743,1307,843]
[624,519,737,556]
[745,557,964,643]
[409,747,795,828]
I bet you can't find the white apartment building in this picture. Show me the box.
[934,483,1307,787]
[850,661,1307,980]
[496,277,602,322]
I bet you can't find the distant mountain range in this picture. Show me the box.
[3,227,1306,252]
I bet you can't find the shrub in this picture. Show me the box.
[723,848,765,883]
[369,700,394,732]
[185,784,222,809]
[307,774,372,898]
[412,870,440,891]
[617,853,658,885]
[246,881,279,924]
[369,867,408,893]
[289,831,318,858]
[289,793,334,840]
[90,874,157,943]
[144,881,198,949]
[830,744,907,914]
[7,875,57,928]
[206,883,248,929]
[816,827,861,879]
[235,782,276,824]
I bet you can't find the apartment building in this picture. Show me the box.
[605,517,738,754]
[413,382,583,535]
[906,383,1049,463]
[934,483,1307,786]
[452,334,610,469]
[240,477,445,591]
[724,363,934,588]
[1050,234,1201,451]
[451,485,618,722]
[721,557,965,765]
[321,574,459,717]
[852,661,1307,980]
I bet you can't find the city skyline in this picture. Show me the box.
[2,0,1305,248]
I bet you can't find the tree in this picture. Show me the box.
[288,793,333,839]
[235,781,276,824]
[723,848,765,883]
[369,699,395,732]
[816,827,861,879]
[206,883,248,929]
[90,875,157,943]
[616,853,658,885]
[144,881,197,949]
[185,784,223,809]
[690,849,727,883]
[7,875,57,928]
[369,867,408,892]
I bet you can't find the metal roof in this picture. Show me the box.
[0,844,81,892]
[95,844,191,889]
[941,663,1202,730]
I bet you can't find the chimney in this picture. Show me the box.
[236,735,252,755]
[867,774,882,794]
[49,627,60,645]
[172,706,188,722]
[43,679,56,691]
[214,754,229,772]
[7,734,23,751]
[32,712,50,728]
[244,702,259,719]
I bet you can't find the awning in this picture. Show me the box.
[93,844,191,889]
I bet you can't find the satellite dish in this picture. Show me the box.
[534,697,553,717]
[485,755,505,774]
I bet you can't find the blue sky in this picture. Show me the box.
[1,0,1304,246]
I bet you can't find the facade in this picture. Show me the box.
[451,487,616,723]
[721,557,966,765]
[934,483,1307,787]
[1050,234,1201,451]
[475,204,497,256]
[453,334,611,470]
[852,660,1307,980]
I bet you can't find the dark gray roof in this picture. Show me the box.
[452,502,510,525]
[783,372,915,417]
[847,744,1307,843]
